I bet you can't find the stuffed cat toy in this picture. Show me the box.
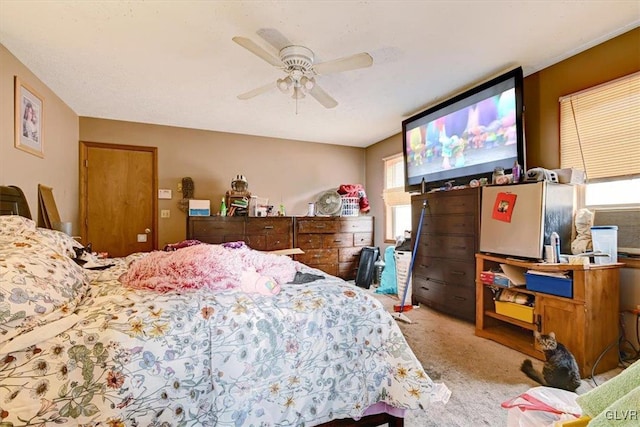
[520,331,582,392]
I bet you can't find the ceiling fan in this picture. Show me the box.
[232,31,373,109]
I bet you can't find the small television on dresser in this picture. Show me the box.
[402,67,526,192]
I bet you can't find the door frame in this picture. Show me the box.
[79,141,158,250]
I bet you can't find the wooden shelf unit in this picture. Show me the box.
[475,253,622,377]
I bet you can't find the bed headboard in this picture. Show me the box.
[0,185,32,219]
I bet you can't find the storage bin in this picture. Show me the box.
[395,250,413,303]
[591,225,618,265]
[494,301,534,323]
[480,271,495,284]
[525,272,573,298]
[340,197,359,217]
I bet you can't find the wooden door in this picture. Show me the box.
[80,142,157,257]
[536,295,586,375]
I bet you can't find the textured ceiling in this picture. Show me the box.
[1,1,638,148]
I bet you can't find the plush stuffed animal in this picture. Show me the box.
[240,269,281,296]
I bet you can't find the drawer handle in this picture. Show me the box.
[306,239,313,243]
[313,254,322,258]
[420,286,430,291]
[453,246,467,250]
[333,240,342,243]
[275,240,280,244]
[315,225,326,229]
[453,296,466,301]
[451,270,466,276]
[264,225,274,229]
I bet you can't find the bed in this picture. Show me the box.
[0,185,450,426]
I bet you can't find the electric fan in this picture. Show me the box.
[315,190,343,216]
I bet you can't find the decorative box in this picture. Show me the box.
[188,199,211,216]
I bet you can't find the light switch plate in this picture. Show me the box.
[137,234,147,242]
[161,209,170,218]
[158,189,172,199]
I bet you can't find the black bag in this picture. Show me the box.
[355,246,379,289]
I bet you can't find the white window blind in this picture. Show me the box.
[382,154,411,205]
[382,154,411,241]
[560,71,640,181]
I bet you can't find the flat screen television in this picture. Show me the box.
[402,67,525,192]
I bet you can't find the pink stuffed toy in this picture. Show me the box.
[240,269,281,295]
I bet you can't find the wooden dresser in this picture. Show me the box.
[411,187,480,322]
[293,216,374,280]
[187,216,293,251]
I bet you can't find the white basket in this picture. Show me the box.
[394,250,413,303]
[340,197,359,216]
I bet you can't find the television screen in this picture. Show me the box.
[403,67,525,192]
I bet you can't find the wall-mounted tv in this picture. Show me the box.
[402,67,525,193]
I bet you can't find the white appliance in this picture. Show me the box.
[480,182,575,260]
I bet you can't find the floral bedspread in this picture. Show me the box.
[1,252,450,426]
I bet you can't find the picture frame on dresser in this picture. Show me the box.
[14,76,44,158]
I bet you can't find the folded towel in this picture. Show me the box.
[586,385,640,427]
[576,359,640,417]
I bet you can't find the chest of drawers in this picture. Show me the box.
[294,216,374,279]
[411,187,480,322]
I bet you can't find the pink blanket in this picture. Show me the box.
[120,244,298,293]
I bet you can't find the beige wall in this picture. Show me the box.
[0,44,79,230]
[80,118,365,247]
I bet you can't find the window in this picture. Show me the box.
[382,154,411,242]
[560,71,640,207]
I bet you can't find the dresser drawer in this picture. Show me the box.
[425,193,478,215]
[296,234,322,249]
[295,249,338,265]
[421,214,476,236]
[245,233,291,251]
[353,232,373,246]
[322,233,353,248]
[190,217,244,236]
[313,263,338,277]
[412,278,475,320]
[338,262,358,280]
[339,217,373,233]
[417,235,476,260]
[339,247,362,263]
[297,219,340,233]
[246,218,292,234]
[413,256,475,287]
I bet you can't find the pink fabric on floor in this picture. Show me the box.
[362,402,405,418]
[120,244,297,293]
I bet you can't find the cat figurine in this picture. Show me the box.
[520,331,582,392]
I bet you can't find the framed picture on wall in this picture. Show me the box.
[14,76,44,158]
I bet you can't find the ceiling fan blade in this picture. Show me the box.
[256,28,292,51]
[232,36,282,67]
[309,84,338,109]
[313,52,373,75]
[237,81,277,100]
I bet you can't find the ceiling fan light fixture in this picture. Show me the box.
[300,76,315,90]
[277,76,292,92]
[292,86,305,99]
